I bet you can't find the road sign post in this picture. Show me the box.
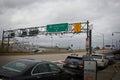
[86,37,89,55]
[89,24,93,55]
[89,30,92,55]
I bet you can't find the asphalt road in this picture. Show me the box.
[0,50,119,80]
[0,50,113,66]
[0,52,86,66]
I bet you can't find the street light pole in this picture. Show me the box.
[116,40,117,50]
[119,40,120,50]
[103,34,105,50]
[112,39,113,50]
[95,32,105,52]
[101,33,105,53]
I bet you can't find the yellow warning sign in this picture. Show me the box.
[74,23,82,33]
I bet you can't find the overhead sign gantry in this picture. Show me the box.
[1,21,92,54]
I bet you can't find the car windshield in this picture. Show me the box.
[91,55,102,59]
[66,56,83,63]
[2,61,27,73]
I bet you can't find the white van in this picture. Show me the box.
[90,53,109,68]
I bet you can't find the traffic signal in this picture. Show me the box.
[74,23,82,33]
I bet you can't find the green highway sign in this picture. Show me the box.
[46,23,68,32]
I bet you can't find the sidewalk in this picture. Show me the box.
[111,62,120,80]
[112,72,120,80]
[97,61,120,80]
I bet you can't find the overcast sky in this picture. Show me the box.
[0,0,120,49]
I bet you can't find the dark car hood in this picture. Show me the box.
[0,67,20,78]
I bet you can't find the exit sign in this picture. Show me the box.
[46,23,68,32]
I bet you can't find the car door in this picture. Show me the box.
[48,63,70,80]
[31,63,53,80]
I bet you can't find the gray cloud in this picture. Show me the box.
[0,0,38,9]
[0,0,120,48]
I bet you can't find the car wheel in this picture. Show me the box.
[69,77,73,80]
[105,62,108,68]
[70,77,75,80]
[70,77,80,80]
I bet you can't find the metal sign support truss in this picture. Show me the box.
[1,20,92,55]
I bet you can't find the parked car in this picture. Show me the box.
[114,54,120,60]
[63,54,85,80]
[0,58,75,80]
[106,55,115,65]
[90,53,109,68]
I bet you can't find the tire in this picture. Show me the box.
[70,77,81,80]
[70,77,74,80]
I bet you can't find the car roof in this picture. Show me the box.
[14,58,50,65]
[91,53,105,56]
[0,59,52,77]
[67,54,84,58]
